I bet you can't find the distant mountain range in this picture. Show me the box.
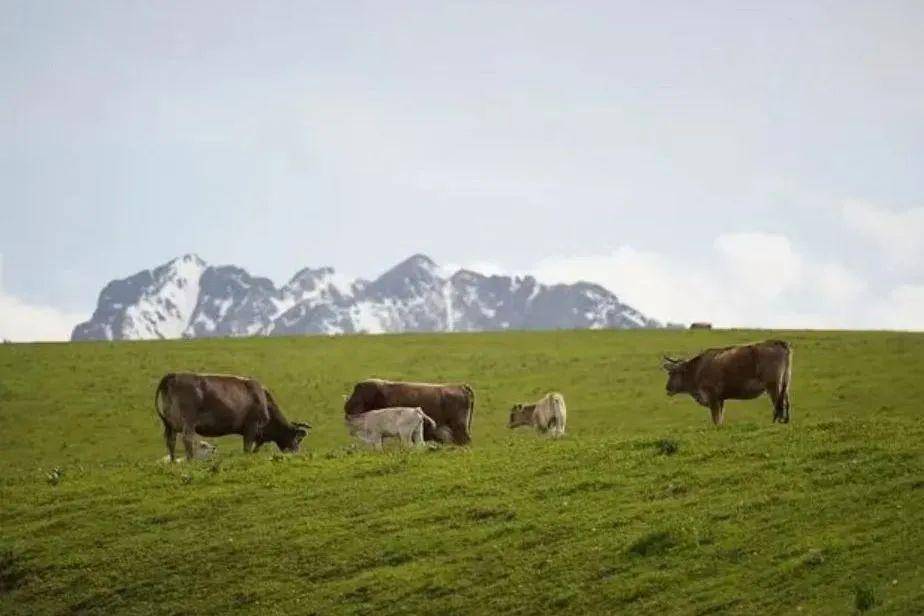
[71,254,660,341]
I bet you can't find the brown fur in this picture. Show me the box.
[663,340,792,425]
[344,379,475,445]
[155,373,310,460]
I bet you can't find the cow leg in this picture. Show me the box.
[373,435,384,451]
[709,401,725,426]
[163,424,177,462]
[181,428,199,461]
[451,420,472,445]
[766,384,785,423]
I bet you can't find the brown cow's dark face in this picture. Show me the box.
[508,404,532,428]
[343,383,371,415]
[663,361,686,395]
[278,426,309,453]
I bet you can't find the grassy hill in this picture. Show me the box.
[1,329,922,614]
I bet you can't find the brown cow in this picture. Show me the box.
[662,340,792,425]
[344,379,474,445]
[155,373,310,460]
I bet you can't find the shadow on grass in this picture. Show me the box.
[627,530,677,557]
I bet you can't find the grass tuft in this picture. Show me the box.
[0,545,26,594]
[655,438,680,455]
[854,583,879,612]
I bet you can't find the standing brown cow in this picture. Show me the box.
[344,379,475,445]
[155,373,311,460]
[662,340,792,425]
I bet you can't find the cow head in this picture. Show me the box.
[343,382,372,415]
[662,356,687,395]
[271,421,311,453]
[508,403,534,428]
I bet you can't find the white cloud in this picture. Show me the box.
[0,255,84,342]
[872,285,924,331]
[531,230,916,330]
[842,200,924,270]
[712,232,803,299]
[533,247,715,322]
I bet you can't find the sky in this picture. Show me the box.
[1,1,923,340]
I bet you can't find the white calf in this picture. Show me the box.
[160,439,216,463]
[508,392,567,437]
[345,406,437,450]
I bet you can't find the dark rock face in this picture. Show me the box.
[72,254,659,340]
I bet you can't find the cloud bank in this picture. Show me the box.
[532,202,923,331]
[0,255,85,342]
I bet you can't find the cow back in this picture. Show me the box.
[345,379,473,444]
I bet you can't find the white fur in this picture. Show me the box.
[160,440,216,463]
[346,406,436,450]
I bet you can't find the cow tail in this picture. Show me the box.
[781,343,792,401]
[462,384,475,435]
[419,410,437,429]
[154,373,174,425]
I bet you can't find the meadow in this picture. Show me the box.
[0,329,922,614]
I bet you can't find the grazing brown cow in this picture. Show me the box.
[155,373,310,460]
[344,379,474,444]
[662,340,792,425]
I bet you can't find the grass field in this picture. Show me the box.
[1,329,922,614]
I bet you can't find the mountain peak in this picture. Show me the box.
[393,253,438,274]
[171,253,206,267]
[71,253,659,340]
[287,266,335,287]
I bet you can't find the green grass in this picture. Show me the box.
[0,329,922,614]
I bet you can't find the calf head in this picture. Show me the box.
[508,403,535,428]
[662,356,687,395]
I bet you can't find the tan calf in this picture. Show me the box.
[508,392,567,437]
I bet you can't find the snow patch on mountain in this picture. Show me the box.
[72,254,660,341]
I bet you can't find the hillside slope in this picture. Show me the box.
[1,330,922,614]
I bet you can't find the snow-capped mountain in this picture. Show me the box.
[71,254,659,341]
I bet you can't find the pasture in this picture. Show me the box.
[0,329,922,614]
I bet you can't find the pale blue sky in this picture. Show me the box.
[2,1,923,338]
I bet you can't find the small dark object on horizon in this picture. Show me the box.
[690,322,713,330]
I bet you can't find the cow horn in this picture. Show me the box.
[663,355,681,364]
[293,421,312,430]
